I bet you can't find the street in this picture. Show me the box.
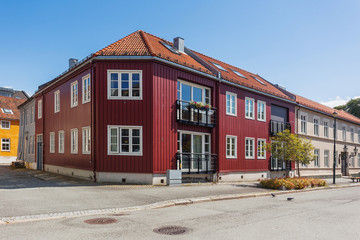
[1,186,360,240]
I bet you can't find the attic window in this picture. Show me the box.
[1,108,13,114]
[160,42,180,54]
[231,69,247,79]
[251,76,266,86]
[210,61,227,71]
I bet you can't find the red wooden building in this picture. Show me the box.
[34,30,296,184]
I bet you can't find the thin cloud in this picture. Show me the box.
[321,96,360,108]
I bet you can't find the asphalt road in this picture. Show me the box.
[1,186,360,240]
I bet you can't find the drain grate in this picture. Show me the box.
[84,218,117,225]
[153,226,190,235]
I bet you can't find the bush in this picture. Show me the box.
[260,177,327,190]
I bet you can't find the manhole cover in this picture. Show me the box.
[153,226,190,235]
[84,218,117,224]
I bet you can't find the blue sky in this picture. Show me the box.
[1,0,359,107]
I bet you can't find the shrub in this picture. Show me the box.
[260,177,326,190]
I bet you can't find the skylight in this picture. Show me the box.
[210,61,227,71]
[160,42,180,54]
[231,69,247,79]
[251,76,267,86]
[1,108,13,114]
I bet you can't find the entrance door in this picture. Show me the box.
[341,152,348,176]
[36,135,43,170]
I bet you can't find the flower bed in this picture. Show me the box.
[260,177,327,190]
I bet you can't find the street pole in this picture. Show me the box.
[333,113,337,184]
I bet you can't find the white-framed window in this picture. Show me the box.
[358,154,360,167]
[350,127,354,142]
[31,106,34,123]
[257,139,266,159]
[245,97,255,119]
[1,138,10,151]
[342,125,346,141]
[82,74,91,103]
[108,126,142,155]
[177,80,211,104]
[71,81,78,108]
[50,132,55,153]
[38,100,42,119]
[26,109,29,125]
[300,113,307,134]
[54,90,60,113]
[358,129,360,143]
[58,130,64,153]
[314,149,320,167]
[226,92,237,116]
[323,120,329,138]
[71,128,78,154]
[1,108,13,114]
[1,120,10,129]
[257,100,266,121]
[82,127,91,154]
[245,138,255,159]
[351,155,355,167]
[324,150,329,167]
[226,135,237,159]
[313,117,319,136]
[108,70,142,99]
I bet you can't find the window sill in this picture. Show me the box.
[226,113,237,117]
[226,156,237,159]
[108,152,143,156]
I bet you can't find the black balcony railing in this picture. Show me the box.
[270,157,291,171]
[270,120,291,136]
[176,100,216,128]
[176,153,217,174]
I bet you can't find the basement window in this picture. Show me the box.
[209,61,227,72]
[1,108,13,114]
[231,69,247,79]
[251,76,266,86]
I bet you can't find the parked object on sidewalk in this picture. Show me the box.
[167,170,182,186]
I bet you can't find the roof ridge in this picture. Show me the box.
[140,30,173,45]
[139,30,156,56]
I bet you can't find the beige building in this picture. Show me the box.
[295,95,360,177]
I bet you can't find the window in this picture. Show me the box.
[358,129,360,143]
[82,74,91,103]
[226,92,236,116]
[108,126,142,155]
[226,135,237,158]
[54,90,60,113]
[1,120,10,129]
[350,128,354,142]
[71,81,78,107]
[29,136,33,154]
[177,80,211,104]
[38,100,42,119]
[1,138,10,151]
[257,139,266,159]
[108,70,142,99]
[71,129,78,154]
[245,97,255,119]
[314,149,320,167]
[160,42,180,54]
[324,121,329,138]
[31,106,34,123]
[251,76,266,85]
[313,117,319,136]
[351,155,355,167]
[358,154,360,168]
[245,138,255,159]
[26,110,29,125]
[209,61,227,71]
[1,108,13,114]
[300,114,307,134]
[58,131,64,153]
[342,125,346,141]
[335,151,338,167]
[28,136,31,154]
[257,101,266,121]
[32,136,35,154]
[324,150,329,167]
[49,132,55,153]
[231,69,247,78]
[82,127,91,154]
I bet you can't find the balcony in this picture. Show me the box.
[176,100,216,128]
[270,120,291,136]
[176,153,217,174]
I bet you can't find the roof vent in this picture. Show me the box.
[173,37,184,52]
[69,58,78,69]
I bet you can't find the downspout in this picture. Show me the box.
[91,60,96,182]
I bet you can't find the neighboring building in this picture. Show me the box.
[0,87,29,100]
[17,97,36,169]
[0,96,25,164]
[32,30,297,184]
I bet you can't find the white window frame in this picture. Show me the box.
[313,116,320,136]
[226,135,237,159]
[50,132,55,153]
[257,139,266,159]
[1,120,10,129]
[300,112,307,134]
[350,127,354,142]
[1,138,10,151]
[314,149,320,167]
[257,100,266,122]
[58,130,64,153]
[177,80,211,104]
[342,124,347,141]
[71,81,78,108]
[323,119,329,138]
[358,129,360,143]
[82,74,91,103]
[245,97,255,120]
[107,125,143,156]
[324,150,329,167]
[245,137,255,159]
[82,127,91,154]
[1,108,13,114]
[38,100,42,119]
[54,90,60,113]
[226,92,237,116]
[71,128,78,154]
[107,70,142,100]
[31,106,34,123]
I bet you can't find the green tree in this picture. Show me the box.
[335,98,360,118]
[266,129,315,177]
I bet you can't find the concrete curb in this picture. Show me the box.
[1,182,359,225]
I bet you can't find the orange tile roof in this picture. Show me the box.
[0,96,25,120]
[296,95,360,124]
